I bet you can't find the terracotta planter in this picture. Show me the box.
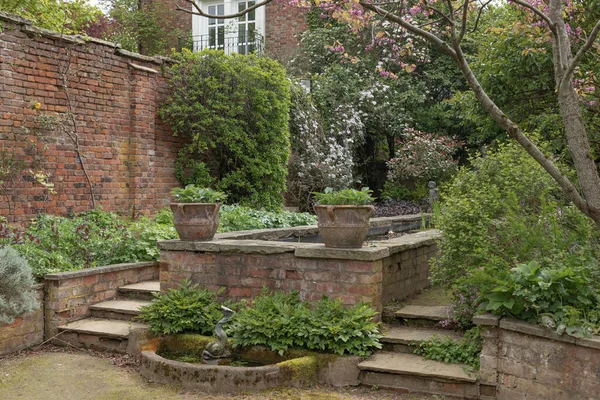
[170,203,220,241]
[313,205,374,248]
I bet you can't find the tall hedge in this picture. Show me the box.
[160,49,291,210]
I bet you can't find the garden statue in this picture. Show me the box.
[203,306,235,362]
[428,181,439,207]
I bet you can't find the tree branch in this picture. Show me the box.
[178,0,274,19]
[360,2,458,60]
[561,18,600,88]
[457,0,471,43]
[509,0,556,33]
[471,0,492,33]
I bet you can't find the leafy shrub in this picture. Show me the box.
[0,246,38,324]
[228,289,382,356]
[484,260,600,337]
[171,185,227,203]
[432,141,600,332]
[414,327,482,370]
[386,129,462,183]
[312,187,375,205]
[160,49,291,210]
[381,181,429,202]
[137,280,222,336]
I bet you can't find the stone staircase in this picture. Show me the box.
[358,304,486,399]
[57,281,159,353]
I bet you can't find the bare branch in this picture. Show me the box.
[561,18,600,88]
[471,0,492,33]
[509,0,555,32]
[360,2,458,60]
[424,5,454,26]
[177,0,273,19]
[457,0,470,43]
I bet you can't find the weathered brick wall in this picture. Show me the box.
[0,13,185,223]
[44,262,159,337]
[160,250,384,311]
[475,316,600,400]
[0,284,44,356]
[264,4,307,61]
[381,243,436,305]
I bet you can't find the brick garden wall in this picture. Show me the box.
[264,4,307,61]
[0,13,185,224]
[0,284,44,356]
[381,244,436,305]
[475,315,600,400]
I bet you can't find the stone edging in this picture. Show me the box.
[474,314,600,350]
[43,261,158,280]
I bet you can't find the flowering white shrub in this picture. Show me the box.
[387,128,462,183]
[287,83,364,209]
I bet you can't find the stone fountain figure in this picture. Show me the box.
[203,306,235,362]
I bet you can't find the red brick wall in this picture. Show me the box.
[0,14,185,223]
[0,285,44,356]
[265,4,307,60]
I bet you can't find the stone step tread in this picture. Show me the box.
[89,299,152,314]
[358,352,476,383]
[118,281,160,293]
[58,318,149,339]
[394,305,450,321]
[382,326,463,344]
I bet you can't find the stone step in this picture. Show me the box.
[392,305,450,327]
[381,325,463,353]
[57,318,149,353]
[118,281,160,301]
[359,352,478,398]
[89,299,152,321]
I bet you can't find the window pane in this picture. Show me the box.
[209,27,215,47]
[238,2,246,21]
[248,6,255,21]
[218,26,224,48]
[217,4,224,15]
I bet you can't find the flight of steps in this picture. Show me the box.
[359,304,487,399]
[57,281,159,353]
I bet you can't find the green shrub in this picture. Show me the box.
[381,181,428,202]
[432,141,600,332]
[0,246,38,324]
[137,280,222,336]
[160,49,291,210]
[312,187,375,205]
[228,289,382,356]
[414,327,482,370]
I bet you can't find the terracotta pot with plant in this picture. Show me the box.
[312,187,375,248]
[170,185,227,241]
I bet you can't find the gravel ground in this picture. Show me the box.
[0,345,448,400]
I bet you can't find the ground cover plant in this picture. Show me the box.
[227,290,382,356]
[0,206,316,279]
[413,327,482,370]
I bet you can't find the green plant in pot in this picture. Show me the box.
[170,185,227,241]
[312,187,375,248]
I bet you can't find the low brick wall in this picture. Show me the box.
[475,315,600,400]
[159,230,439,312]
[44,262,159,337]
[0,284,44,356]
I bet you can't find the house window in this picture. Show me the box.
[191,0,264,54]
[208,4,225,50]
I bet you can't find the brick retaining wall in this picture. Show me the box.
[43,262,159,338]
[0,284,44,356]
[0,12,184,223]
[475,315,600,400]
[159,230,439,312]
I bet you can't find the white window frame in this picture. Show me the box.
[191,0,265,54]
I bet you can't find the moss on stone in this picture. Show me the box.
[158,334,214,358]
[277,356,318,384]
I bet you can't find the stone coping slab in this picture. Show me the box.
[44,261,158,280]
[293,245,390,261]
